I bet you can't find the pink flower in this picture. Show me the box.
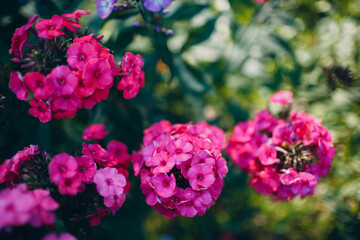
[9,71,29,100]
[46,65,78,96]
[66,42,98,70]
[62,10,91,19]
[57,174,82,196]
[53,109,77,119]
[140,178,158,206]
[9,14,38,60]
[93,167,126,197]
[257,144,280,166]
[29,189,59,227]
[280,168,298,185]
[167,138,193,164]
[107,140,131,167]
[291,172,317,198]
[152,173,176,198]
[43,232,77,240]
[52,93,81,111]
[49,153,78,185]
[82,123,109,141]
[254,0,267,3]
[82,143,110,166]
[82,58,113,89]
[270,90,293,107]
[250,168,281,194]
[188,163,215,190]
[117,52,145,99]
[151,152,175,174]
[0,185,36,228]
[230,121,254,143]
[24,72,52,100]
[179,189,198,217]
[76,156,97,183]
[29,99,52,123]
[104,193,126,212]
[36,15,64,40]
[192,151,215,166]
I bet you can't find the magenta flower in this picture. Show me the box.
[270,90,293,107]
[192,150,215,166]
[143,0,173,12]
[66,42,98,70]
[140,179,158,206]
[52,93,82,111]
[49,153,78,185]
[188,163,215,190]
[0,185,36,228]
[76,155,97,183]
[107,140,131,167]
[42,233,77,240]
[29,99,52,123]
[57,174,82,196]
[291,172,317,198]
[250,167,281,195]
[82,123,109,141]
[36,15,64,40]
[104,193,126,212]
[167,138,193,164]
[152,173,176,198]
[151,152,175,174]
[9,14,38,61]
[93,167,126,197]
[82,142,110,166]
[9,72,29,100]
[24,72,52,100]
[62,9,91,19]
[82,58,113,89]
[46,65,78,96]
[257,144,280,166]
[29,189,59,227]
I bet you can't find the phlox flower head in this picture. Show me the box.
[226,91,335,200]
[8,11,142,123]
[135,120,228,218]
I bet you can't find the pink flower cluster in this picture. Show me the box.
[0,184,59,229]
[8,11,145,122]
[0,145,39,186]
[133,120,228,218]
[226,92,335,200]
[45,123,130,225]
[117,52,145,99]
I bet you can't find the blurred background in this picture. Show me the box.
[0,0,360,239]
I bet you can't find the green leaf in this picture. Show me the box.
[181,18,217,51]
[166,3,207,21]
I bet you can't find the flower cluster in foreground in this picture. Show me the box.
[226,91,335,200]
[133,120,228,218]
[0,124,131,238]
[9,11,144,122]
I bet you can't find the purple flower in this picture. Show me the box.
[143,0,172,12]
[96,0,116,19]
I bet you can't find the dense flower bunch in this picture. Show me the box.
[8,11,144,122]
[0,124,131,238]
[226,91,335,200]
[133,120,228,218]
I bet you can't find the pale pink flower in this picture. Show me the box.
[93,167,126,197]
